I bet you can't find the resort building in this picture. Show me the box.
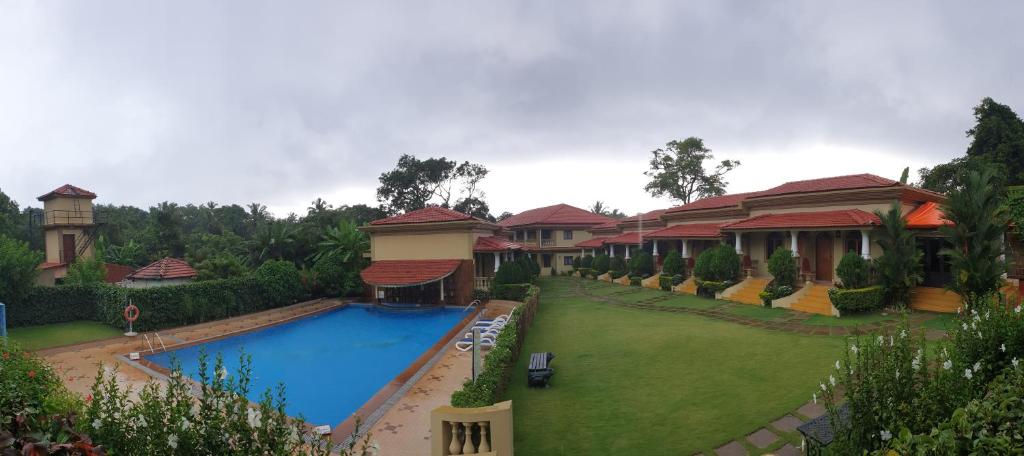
[498,204,614,275]
[124,257,198,288]
[35,184,100,286]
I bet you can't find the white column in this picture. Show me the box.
[591,248,596,257]
[580,248,585,257]
[493,252,501,272]
[440,279,445,301]
[607,245,612,256]
[681,239,689,258]
[625,246,631,260]
[1001,233,1008,279]
[790,230,799,257]
[652,241,659,257]
[734,232,743,254]
[860,230,871,259]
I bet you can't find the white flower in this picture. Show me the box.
[899,329,907,339]
[137,416,147,428]
[820,383,827,392]
[92,419,102,430]
[247,408,262,428]
[877,335,884,345]
[889,336,894,347]
[1013,358,1020,368]
[812,393,817,404]
[180,417,191,430]
[287,426,300,446]
[168,434,178,449]
[1015,305,1021,314]
[943,360,953,370]
[217,367,227,381]
[977,331,982,339]
[880,429,892,441]
[835,360,841,370]
[895,369,900,380]
[912,356,921,371]
[851,345,859,354]
[829,375,836,387]
[973,361,981,372]
[1001,344,1006,352]
[964,368,973,380]
[962,323,969,331]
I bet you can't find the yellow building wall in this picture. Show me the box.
[43,227,94,264]
[371,231,475,261]
[740,228,885,281]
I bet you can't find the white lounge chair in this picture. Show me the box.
[455,335,496,352]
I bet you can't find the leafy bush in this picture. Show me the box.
[693,244,741,282]
[6,284,106,327]
[659,276,672,291]
[836,251,872,289]
[451,285,540,408]
[0,234,42,307]
[580,254,593,269]
[472,289,490,302]
[517,256,540,277]
[572,256,581,271]
[1,339,81,438]
[828,286,885,313]
[661,250,683,276]
[494,260,529,286]
[759,284,795,306]
[254,260,304,306]
[592,254,610,275]
[195,254,249,281]
[874,202,923,309]
[629,276,641,286]
[671,274,685,286]
[695,279,733,297]
[492,283,531,301]
[65,256,107,285]
[628,251,655,277]
[766,248,797,288]
[609,257,626,278]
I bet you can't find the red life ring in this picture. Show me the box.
[124,304,140,323]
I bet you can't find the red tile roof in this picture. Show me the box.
[473,236,522,252]
[38,262,66,270]
[127,258,197,280]
[498,204,614,227]
[720,210,881,230]
[369,206,477,226]
[646,223,724,239]
[603,230,652,245]
[360,259,462,287]
[753,174,898,199]
[905,202,952,229]
[574,236,612,248]
[37,184,97,201]
[665,191,767,214]
[104,263,135,283]
[620,209,669,223]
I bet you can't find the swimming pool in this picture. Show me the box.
[146,305,468,426]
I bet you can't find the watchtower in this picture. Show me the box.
[37,184,98,266]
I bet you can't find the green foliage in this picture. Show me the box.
[695,279,732,295]
[659,276,672,291]
[661,250,683,276]
[195,254,249,281]
[5,285,104,327]
[253,260,304,306]
[693,244,741,282]
[836,251,872,289]
[0,188,22,240]
[628,251,654,277]
[874,202,922,309]
[472,289,490,302]
[492,283,531,301]
[580,254,593,269]
[311,253,349,297]
[376,154,491,217]
[65,256,108,285]
[629,276,641,286]
[643,137,741,204]
[571,256,581,270]
[494,260,529,286]
[85,352,352,456]
[609,256,626,279]
[939,167,1008,309]
[0,234,43,305]
[591,254,610,275]
[521,256,540,276]
[766,248,797,288]
[828,286,885,313]
[1,339,79,437]
[759,285,794,306]
[451,285,539,408]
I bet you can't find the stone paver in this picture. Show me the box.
[770,415,804,433]
[746,428,778,448]
[796,401,826,419]
[714,441,747,456]
[772,443,801,456]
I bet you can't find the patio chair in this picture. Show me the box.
[455,334,497,352]
[528,352,556,387]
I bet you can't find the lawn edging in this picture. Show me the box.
[450,284,540,407]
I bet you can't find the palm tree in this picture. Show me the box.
[310,220,369,265]
[873,202,923,309]
[251,222,297,263]
[939,166,1008,309]
[246,203,269,231]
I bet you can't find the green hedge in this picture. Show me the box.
[492,283,532,301]
[696,279,733,297]
[6,284,107,327]
[694,244,741,282]
[828,285,885,313]
[451,285,540,408]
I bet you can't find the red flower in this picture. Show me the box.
[2,352,8,360]
[86,394,93,402]
[27,370,36,378]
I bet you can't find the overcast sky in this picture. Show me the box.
[1,1,1022,218]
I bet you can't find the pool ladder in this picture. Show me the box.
[142,332,167,354]
[464,300,480,312]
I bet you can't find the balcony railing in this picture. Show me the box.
[540,239,555,247]
[42,209,96,226]
[474,276,493,291]
[432,401,513,455]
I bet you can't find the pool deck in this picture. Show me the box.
[39,298,346,397]
[368,299,520,456]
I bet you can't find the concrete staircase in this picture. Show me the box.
[910,287,962,313]
[788,283,834,316]
[724,278,770,306]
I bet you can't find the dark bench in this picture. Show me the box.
[528,352,555,387]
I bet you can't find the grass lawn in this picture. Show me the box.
[504,277,845,455]
[7,321,122,351]
[725,303,793,321]
[921,312,957,331]
[803,312,897,327]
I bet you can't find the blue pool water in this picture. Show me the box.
[147,305,466,425]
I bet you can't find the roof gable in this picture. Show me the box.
[499,204,613,227]
[128,258,197,280]
[37,184,97,201]
[752,174,898,199]
[369,206,477,226]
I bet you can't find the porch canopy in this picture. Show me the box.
[645,223,723,239]
[720,209,881,231]
[360,259,462,287]
[574,236,611,248]
[905,201,952,229]
[473,236,522,252]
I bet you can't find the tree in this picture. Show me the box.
[495,211,514,222]
[251,222,298,264]
[592,254,610,275]
[0,234,42,304]
[452,197,493,221]
[835,252,871,289]
[693,244,741,282]
[65,256,107,285]
[310,220,369,265]
[149,202,186,258]
[589,201,626,219]
[628,251,654,277]
[195,254,248,281]
[644,137,740,204]
[0,188,21,240]
[661,250,683,276]
[939,167,1008,309]
[873,202,922,309]
[103,239,147,267]
[376,155,490,214]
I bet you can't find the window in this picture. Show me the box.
[526,230,536,240]
[542,254,552,267]
[844,235,862,254]
[765,233,785,259]
[563,255,574,265]
[541,229,552,240]
[563,230,573,240]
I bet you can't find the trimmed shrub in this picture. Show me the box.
[1,339,83,449]
[253,260,304,306]
[311,253,348,297]
[6,284,105,327]
[693,244,741,282]
[492,283,531,301]
[592,254,610,275]
[572,256,581,271]
[494,260,528,286]
[518,256,540,277]
[696,279,733,294]
[628,251,654,277]
[609,257,626,278]
[767,248,797,288]
[659,276,672,291]
[837,251,872,289]
[661,250,683,276]
[671,274,685,286]
[580,254,594,269]
[759,285,794,306]
[828,285,885,314]
[629,275,641,286]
